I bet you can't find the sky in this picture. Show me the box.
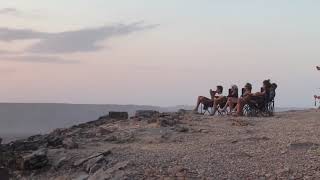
[0,0,319,108]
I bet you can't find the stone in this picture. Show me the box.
[85,155,105,173]
[8,139,41,152]
[96,127,113,136]
[135,110,159,118]
[158,118,179,127]
[74,150,111,167]
[46,136,64,148]
[62,138,79,149]
[89,163,103,174]
[88,161,130,180]
[288,142,319,150]
[109,112,128,120]
[174,126,189,133]
[73,174,89,180]
[104,132,135,144]
[17,148,49,170]
[54,156,68,169]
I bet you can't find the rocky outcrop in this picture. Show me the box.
[135,110,159,118]
[16,149,49,170]
[108,112,128,120]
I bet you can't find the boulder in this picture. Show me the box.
[74,150,111,167]
[84,155,107,174]
[53,156,68,169]
[158,118,179,127]
[8,134,64,152]
[17,149,49,170]
[135,110,159,118]
[108,112,128,120]
[62,138,79,149]
[8,139,42,152]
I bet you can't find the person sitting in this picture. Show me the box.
[210,86,228,116]
[221,85,239,113]
[228,83,252,115]
[193,85,225,114]
[236,80,272,116]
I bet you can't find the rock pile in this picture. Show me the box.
[16,149,49,170]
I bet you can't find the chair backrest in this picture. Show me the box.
[269,90,276,101]
[228,89,232,96]
[241,88,245,97]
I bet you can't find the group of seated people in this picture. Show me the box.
[193,79,278,116]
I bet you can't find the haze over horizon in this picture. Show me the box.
[0,1,319,108]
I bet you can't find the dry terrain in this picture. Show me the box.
[1,109,320,180]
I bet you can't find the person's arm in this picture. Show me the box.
[210,89,217,100]
[243,91,252,97]
[254,91,265,96]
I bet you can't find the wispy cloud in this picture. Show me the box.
[0,8,21,16]
[0,22,157,54]
[0,55,78,64]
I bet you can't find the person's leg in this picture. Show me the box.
[211,96,226,115]
[222,97,231,111]
[228,98,238,113]
[194,96,204,111]
[236,96,250,116]
[236,98,245,116]
[194,96,211,111]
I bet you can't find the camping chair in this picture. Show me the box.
[243,87,276,117]
[200,89,232,115]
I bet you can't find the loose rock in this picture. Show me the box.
[135,110,159,118]
[108,112,128,120]
[62,138,79,149]
[17,149,49,170]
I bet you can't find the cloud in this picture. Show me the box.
[0,55,78,64]
[0,27,47,41]
[0,22,157,54]
[0,8,21,16]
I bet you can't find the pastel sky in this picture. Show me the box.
[0,0,319,108]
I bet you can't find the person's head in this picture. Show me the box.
[263,79,272,90]
[271,83,278,90]
[231,85,238,92]
[216,85,223,94]
[244,83,252,92]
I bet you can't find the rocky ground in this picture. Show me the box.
[1,109,320,180]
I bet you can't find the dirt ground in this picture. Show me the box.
[12,109,320,180]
